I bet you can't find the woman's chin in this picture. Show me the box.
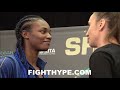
[39,47,49,51]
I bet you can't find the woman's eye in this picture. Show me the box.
[40,30,47,34]
[40,29,51,35]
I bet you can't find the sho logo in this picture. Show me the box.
[39,48,56,55]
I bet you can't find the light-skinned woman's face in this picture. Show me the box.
[86,13,100,48]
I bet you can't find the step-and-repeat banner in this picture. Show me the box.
[0,26,94,78]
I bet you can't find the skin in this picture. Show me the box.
[86,13,118,48]
[21,19,52,78]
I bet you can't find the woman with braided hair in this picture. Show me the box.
[0,15,52,78]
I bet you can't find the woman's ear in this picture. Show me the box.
[21,30,29,39]
[98,19,106,31]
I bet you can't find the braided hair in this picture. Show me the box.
[15,15,45,58]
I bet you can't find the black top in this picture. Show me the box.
[89,44,120,78]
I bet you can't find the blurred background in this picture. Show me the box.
[0,12,92,30]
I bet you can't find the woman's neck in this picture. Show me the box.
[97,37,119,48]
[24,46,39,67]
